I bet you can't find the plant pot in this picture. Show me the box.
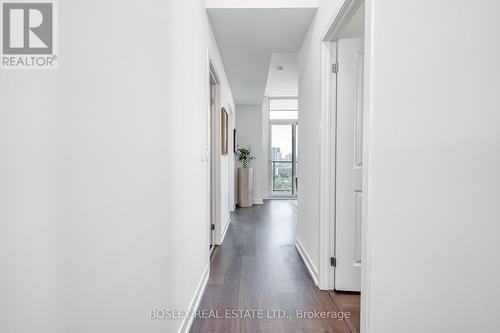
[237,167,253,208]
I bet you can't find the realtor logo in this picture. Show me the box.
[1,0,57,69]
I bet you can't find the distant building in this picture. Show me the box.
[272,147,282,161]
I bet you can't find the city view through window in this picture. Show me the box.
[272,125,294,194]
[270,99,298,196]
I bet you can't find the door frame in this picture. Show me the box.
[318,0,373,331]
[207,51,222,249]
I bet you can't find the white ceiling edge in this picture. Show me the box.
[206,0,318,9]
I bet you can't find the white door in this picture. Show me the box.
[334,38,364,292]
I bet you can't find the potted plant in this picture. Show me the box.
[236,146,255,207]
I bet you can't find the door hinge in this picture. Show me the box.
[211,224,215,231]
[330,257,337,267]
[332,63,339,74]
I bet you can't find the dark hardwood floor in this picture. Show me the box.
[191,200,360,333]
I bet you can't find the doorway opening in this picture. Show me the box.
[332,2,365,292]
[269,98,299,198]
[208,60,222,251]
[319,0,367,331]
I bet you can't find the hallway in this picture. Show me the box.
[191,200,360,333]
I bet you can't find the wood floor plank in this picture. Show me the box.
[191,200,360,333]
[327,291,360,333]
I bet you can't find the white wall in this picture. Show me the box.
[0,1,234,333]
[296,0,343,277]
[364,1,500,332]
[299,0,500,331]
[235,105,265,204]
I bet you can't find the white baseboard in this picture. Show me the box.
[295,237,319,286]
[177,264,209,333]
[220,216,231,244]
[236,199,263,206]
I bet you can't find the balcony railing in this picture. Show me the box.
[272,160,297,195]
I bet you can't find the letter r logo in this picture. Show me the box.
[2,2,53,54]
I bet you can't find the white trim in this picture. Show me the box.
[220,215,231,244]
[267,95,300,99]
[253,198,264,205]
[176,264,210,333]
[206,50,213,250]
[295,237,319,286]
[262,97,271,198]
[208,50,223,247]
[360,1,374,331]
[269,119,298,125]
[268,196,296,200]
[209,243,216,256]
[318,40,336,291]
[321,0,363,42]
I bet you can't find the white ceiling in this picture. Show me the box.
[206,0,318,9]
[207,7,316,105]
[265,53,298,97]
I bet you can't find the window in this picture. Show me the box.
[269,98,299,196]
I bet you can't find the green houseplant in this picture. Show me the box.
[236,146,254,168]
[236,146,255,207]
